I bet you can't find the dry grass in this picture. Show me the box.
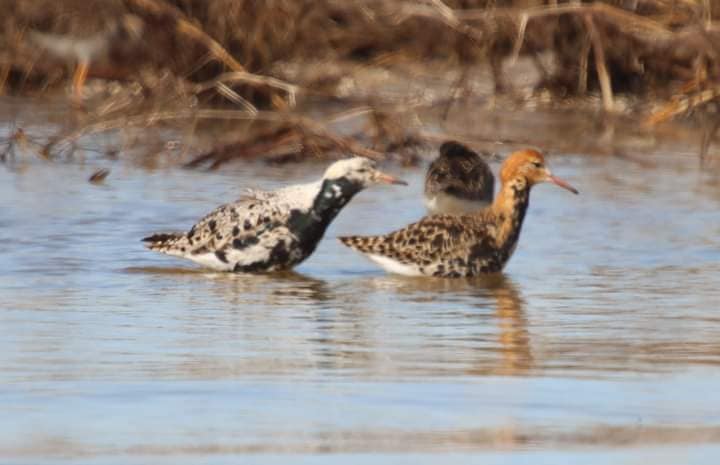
[3,0,720,166]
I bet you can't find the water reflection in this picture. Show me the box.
[127,266,333,306]
[124,266,534,379]
[487,276,533,376]
[120,267,342,379]
[203,270,334,307]
[5,141,720,461]
[353,273,532,377]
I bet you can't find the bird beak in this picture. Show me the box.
[372,170,408,185]
[545,169,579,194]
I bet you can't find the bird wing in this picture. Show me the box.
[183,180,321,256]
[340,213,498,266]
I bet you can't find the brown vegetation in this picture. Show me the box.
[2,0,720,166]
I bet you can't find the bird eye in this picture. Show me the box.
[532,161,542,168]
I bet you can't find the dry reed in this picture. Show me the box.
[3,0,720,165]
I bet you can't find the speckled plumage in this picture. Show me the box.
[144,157,405,272]
[341,149,578,278]
[424,141,495,215]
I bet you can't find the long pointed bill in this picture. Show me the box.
[373,170,408,185]
[547,174,579,194]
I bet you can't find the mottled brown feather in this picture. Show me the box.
[424,141,495,203]
[341,149,577,278]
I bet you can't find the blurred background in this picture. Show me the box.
[3,0,720,166]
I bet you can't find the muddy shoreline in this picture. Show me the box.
[3,0,720,168]
[0,60,710,173]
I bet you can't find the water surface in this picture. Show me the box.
[2,123,720,463]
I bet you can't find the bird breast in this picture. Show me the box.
[425,191,491,215]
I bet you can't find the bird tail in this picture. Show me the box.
[142,232,190,255]
[338,235,381,254]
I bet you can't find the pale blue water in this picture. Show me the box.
[2,126,720,463]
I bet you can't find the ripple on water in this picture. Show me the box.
[2,148,720,462]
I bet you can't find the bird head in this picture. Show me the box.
[500,149,578,194]
[323,157,407,188]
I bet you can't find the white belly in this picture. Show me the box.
[367,254,424,277]
[186,252,235,271]
[425,192,489,215]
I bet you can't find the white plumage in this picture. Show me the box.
[424,191,492,216]
[143,157,406,272]
[366,254,424,277]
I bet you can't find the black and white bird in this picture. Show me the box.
[424,141,495,215]
[143,157,406,272]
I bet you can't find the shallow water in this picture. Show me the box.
[2,122,720,463]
